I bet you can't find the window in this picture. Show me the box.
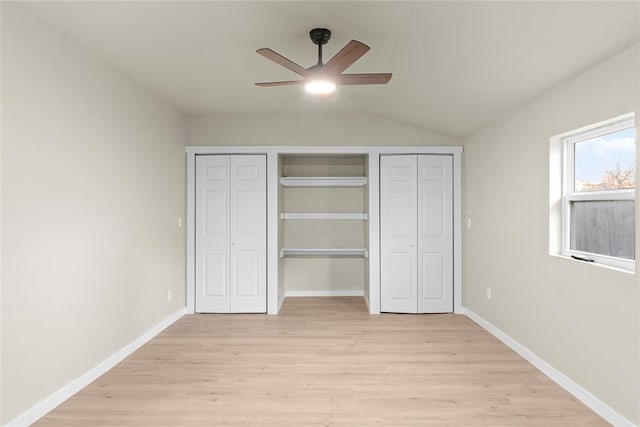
[561,114,636,270]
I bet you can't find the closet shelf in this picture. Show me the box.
[280,212,368,220]
[280,176,367,187]
[280,248,368,258]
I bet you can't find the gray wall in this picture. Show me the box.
[186,113,461,147]
[1,5,186,423]
[463,43,639,423]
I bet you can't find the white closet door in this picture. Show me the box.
[417,155,453,313]
[380,155,418,313]
[195,155,231,313]
[195,155,266,313]
[229,155,266,313]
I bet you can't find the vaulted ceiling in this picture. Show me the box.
[14,1,640,137]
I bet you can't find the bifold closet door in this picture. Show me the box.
[380,155,453,314]
[380,155,419,313]
[195,155,266,313]
[417,155,453,313]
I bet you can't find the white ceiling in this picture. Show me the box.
[15,1,640,137]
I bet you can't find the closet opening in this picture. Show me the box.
[278,154,370,307]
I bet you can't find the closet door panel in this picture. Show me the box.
[421,252,443,299]
[388,253,414,298]
[417,155,453,313]
[203,251,227,297]
[230,155,267,313]
[195,155,231,313]
[233,251,259,297]
[204,190,227,235]
[380,155,418,313]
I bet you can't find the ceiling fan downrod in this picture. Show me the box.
[309,28,331,67]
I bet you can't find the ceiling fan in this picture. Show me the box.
[255,28,392,95]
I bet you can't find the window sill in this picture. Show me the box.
[550,254,635,274]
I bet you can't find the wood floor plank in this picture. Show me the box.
[36,297,608,426]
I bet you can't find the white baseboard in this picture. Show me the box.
[278,293,286,311]
[285,290,365,297]
[7,308,187,427]
[462,307,635,427]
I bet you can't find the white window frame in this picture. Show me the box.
[561,113,635,271]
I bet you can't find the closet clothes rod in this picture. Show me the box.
[280,212,368,220]
[280,248,368,258]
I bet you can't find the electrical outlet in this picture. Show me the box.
[467,217,472,229]
[486,288,492,300]
[168,290,173,302]
[178,217,183,228]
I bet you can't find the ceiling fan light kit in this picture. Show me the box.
[304,80,336,95]
[256,28,392,96]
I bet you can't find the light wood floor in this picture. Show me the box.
[37,297,607,426]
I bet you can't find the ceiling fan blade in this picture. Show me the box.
[256,48,308,76]
[322,40,370,75]
[336,73,392,85]
[255,80,304,87]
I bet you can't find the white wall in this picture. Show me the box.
[1,5,186,423]
[463,43,639,424]
[187,113,461,147]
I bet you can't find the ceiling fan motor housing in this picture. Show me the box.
[310,28,331,45]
